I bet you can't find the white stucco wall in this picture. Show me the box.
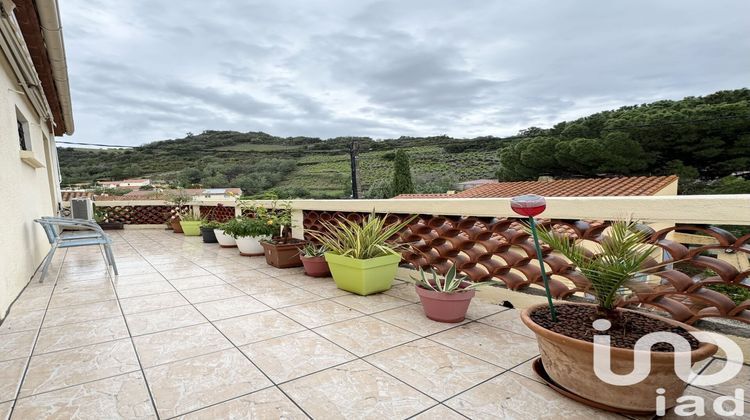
[0,53,60,320]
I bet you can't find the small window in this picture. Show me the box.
[16,108,30,151]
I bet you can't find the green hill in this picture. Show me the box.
[58,88,750,197]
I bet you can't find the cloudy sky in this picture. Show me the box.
[59,0,750,147]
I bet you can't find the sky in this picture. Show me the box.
[59,0,750,147]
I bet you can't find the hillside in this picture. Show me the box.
[58,89,750,197]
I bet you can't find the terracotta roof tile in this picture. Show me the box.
[395,175,678,199]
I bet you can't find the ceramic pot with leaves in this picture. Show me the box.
[411,265,488,323]
[299,244,330,277]
[222,217,275,256]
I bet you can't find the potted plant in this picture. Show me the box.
[200,220,222,243]
[299,244,330,277]
[222,217,274,256]
[93,206,123,230]
[179,210,203,236]
[236,196,306,268]
[213,221,236,248]
[309,213,415,295]
[165,190,191,234]
[410,265,487,323]
[521,220,717,413]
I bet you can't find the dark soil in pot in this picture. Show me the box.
[200,227,218,243]
[530,305,700,351]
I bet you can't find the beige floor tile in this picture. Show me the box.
[181,387,307,419]
[281,359,435,419]
[179,284,244,304]
[366,339,504,401]
[332,293,412,314]
[116,281,176,299]
[694,359,749,402]
[214,311,305,346]
[43,300,122,328]
[112,273,167,286]
[194,296,270,321]
[445,372,621,419]
[53,277,113,293]
[35,317,129,354]
[126,305,205,336]
[168,275,226,290]
[253,287,324,308]
[662,386,748,419]
[230,277,289,295]
[133,323,233,368]
[144,348,272,418]
[297,278,351,298]
[269,273,316,287]
[279,300,364,328]
[13,372,156,420]
[0,358,27,402]
[20,339,140,397]
[256,265,305,277]
[430,322,539,368]
[0,309,44,335]
[116,265,159,277]
[0,330,37,362]
[477,308,535,338]
[9,293,50,313]
[47,287,117,309]
[465,299,508,320]
[159,266,212,281]
[57,270,110,282]
[314,316,419,357]
[382,282,421,303]
[509,357,544,383]
[412,404,467,419]
[373,304,469,336]
[241,330,355,382]
[0,400,12,420]
[119,291,190,314]
[216,269,276,283]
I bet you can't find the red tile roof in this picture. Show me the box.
[394,175,678,199]
[61,191,94,201]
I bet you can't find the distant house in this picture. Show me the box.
[98,178,151,188]
[456,179,497,191]
[200,188,243,200]
[94,187,243,201]
[395,175,679,199]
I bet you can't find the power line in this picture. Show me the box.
[56,140,134,148]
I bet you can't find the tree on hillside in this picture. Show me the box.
[391,150,414,196]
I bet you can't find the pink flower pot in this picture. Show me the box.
[415,285,475,323]
[301,256,331,277]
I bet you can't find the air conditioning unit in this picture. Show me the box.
[71,198,94,220]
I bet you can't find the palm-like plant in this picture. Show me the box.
[535,220,656,320]
[308,213,415,260]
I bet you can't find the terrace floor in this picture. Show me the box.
[0,230,747,419]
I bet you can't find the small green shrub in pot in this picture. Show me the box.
[222,217,275,256]
[200,220,222,243]
[308,212,415,295]
[179,210,203,236]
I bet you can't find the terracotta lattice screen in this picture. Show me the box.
[302,210,750,325]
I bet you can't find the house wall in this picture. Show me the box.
[0,52,60,320]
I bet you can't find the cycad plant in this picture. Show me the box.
[308,213,416,259]
[535,220,656,320]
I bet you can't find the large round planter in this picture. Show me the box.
[200,226,218,243]
[180,221,201,236]
[261,240,304,268]
[324,252,400,296]
[214,229,236,248]
[415,286,475,323]
[521,303,717,413]
[301,256,331,277]
[236,235,271,256]
[170,219,183,233]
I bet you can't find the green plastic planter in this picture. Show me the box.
[324,252,401,296]
[180,221,202,236]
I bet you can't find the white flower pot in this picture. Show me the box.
[235,235,271,256]
[214,229,237,248]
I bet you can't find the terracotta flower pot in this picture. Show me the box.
[415,285,475,323]
[170,219,183,233]
[301,256,331,277]
[261,240,304,268]
[213,229,236,248]
[520,303,717,413]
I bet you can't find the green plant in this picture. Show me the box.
[308,213,416,259]
[300,243,326,257]
[705,283,750,305]
[234,194,293,237]
[201,220,223,229]
[411,265,487,293]
[391,150,414,196]
[179,210,203,222]
[534,220,657,319]
[222,217,275,239]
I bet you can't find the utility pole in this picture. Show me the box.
[349,140,359,199]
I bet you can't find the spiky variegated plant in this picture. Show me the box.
[308,212,415,260]
[412,265,487,293]
[535,220,656,319]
